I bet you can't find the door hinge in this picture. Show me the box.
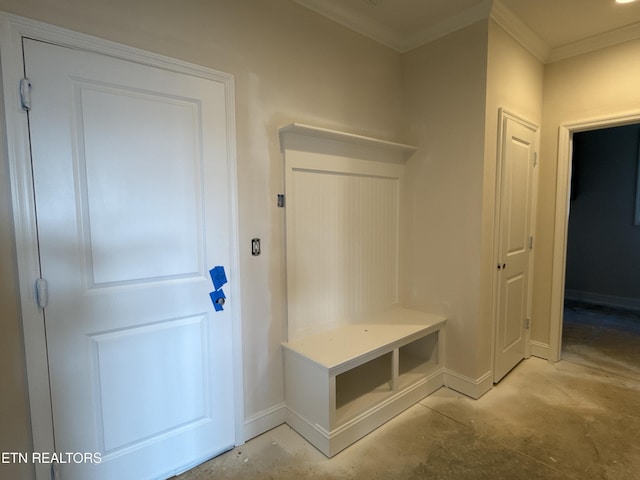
[35,277,48,309]
[20,78,32,111]
[277,194,285,208]
[529,236,534,250]
[525,317,530,330]
[533,152,538,167]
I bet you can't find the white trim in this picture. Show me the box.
[292,0,406,53]
[443,369,493,399]
[296,0,638,64]
[490,0,549,63]
[548,22,640,64]
[550,111,640,363]
[402,0,493,53]
[278,123,417,157]
[486,1,640,65]
[565,289,640,313]
[224,61,246,450]
[293,0,493,53]
[0,12,245,478]
[527,116,541,363]
[491,0,640,65]
[285,371,443,457]
[549,125,572,363]
[530,341,550,359]
[243,403,287,442]
[0,16,55,480]
[490,109,506,383]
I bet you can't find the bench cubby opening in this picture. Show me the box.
[398,333,439,389]
[335,352,393,424]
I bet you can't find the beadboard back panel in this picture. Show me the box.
[280,124,416,341]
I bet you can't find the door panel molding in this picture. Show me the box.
[0,13,244,479]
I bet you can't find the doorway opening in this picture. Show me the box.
[561,124,640,376]
[550,113,640,365]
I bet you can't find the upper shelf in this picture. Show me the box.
[279,123,418,162]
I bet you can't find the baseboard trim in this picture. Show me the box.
[285,370,444,457]
[443,369,493,399]
[243,402,286,442]
[565,289,640,313]
[530,341,550,359]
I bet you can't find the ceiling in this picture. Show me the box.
[293,0,640,62]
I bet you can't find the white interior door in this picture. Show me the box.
[25,38,236,479]
[494,112,537,383]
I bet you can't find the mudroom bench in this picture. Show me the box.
[282,307,446,457]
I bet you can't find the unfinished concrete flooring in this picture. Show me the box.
[176,305,640,479]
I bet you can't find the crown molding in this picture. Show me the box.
[294,0,494,53]
[490,0,550,62]
[548,21,640,63]
[295,0,640,63]
[292,0,405,51]
[402,0,493,53]
[489,0,640,64]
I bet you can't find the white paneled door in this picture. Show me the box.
[494,112,537,383]
[24,38,236,479]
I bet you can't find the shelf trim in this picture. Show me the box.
[279,123,418,158]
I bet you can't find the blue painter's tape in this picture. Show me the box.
[209,266,228,290]
[209,288,226,312]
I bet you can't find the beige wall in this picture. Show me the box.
[400,19,544,385]
[0,0,403,462]
[400,21,489,380]
[532,38,640,350]
[483,20,544,367]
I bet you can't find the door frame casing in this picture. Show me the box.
[548,110,640,362]
[492,108,539,383]
[0,12,245,478]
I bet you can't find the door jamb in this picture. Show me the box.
[548,111,640,361]
[0,13,245,479]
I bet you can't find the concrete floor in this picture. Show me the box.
[176,304,640,479]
